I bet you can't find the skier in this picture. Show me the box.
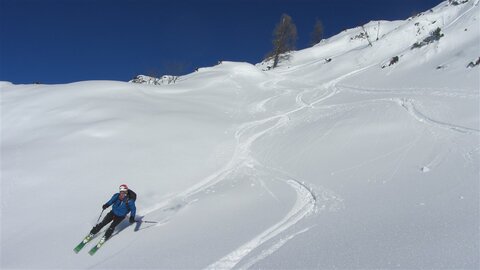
[89,184,137,241]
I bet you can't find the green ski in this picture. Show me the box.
[88,236,107,255]
[74,234,94,253]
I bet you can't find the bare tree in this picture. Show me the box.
[310,18,324,46]
[361,25,373,47]
[269,14,297,68]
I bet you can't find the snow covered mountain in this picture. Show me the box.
[1,0,479,269]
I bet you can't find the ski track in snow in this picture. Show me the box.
[443,0,479,30]
[135,67,372,269]
[205,180,316,270]
[139,58,475,269]
[396,98,480,134]
[237,226,312,270]
[139,51,477,248]
[335,84,479,134]
[138,64,398,270]
[251,91,290,113]
[201,66,378,269]
[338,84,479,99]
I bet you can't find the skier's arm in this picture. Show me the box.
[105,193,119,207]
[129,199,136,218]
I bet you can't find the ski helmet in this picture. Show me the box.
[119,184,129,192]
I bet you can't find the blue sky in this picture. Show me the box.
[0,0,442,84]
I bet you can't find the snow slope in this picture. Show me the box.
[1,0,479,269]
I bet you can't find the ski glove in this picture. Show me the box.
[102,203,109,210]
[129,216,135,224]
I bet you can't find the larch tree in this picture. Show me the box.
[269,14,297,68]
[310,18,324,46]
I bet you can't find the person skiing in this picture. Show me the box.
[88,184,137,241]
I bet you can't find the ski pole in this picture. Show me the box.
[96,209,104,224]
[141,220,158,224]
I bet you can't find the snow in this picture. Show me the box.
[1,0,479,269]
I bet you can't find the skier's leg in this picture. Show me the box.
[104,215,125,240]
[90,211,114,235]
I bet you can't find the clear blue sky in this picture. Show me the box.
[0,0,442,84]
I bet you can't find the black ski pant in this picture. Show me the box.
[90,211,125,239]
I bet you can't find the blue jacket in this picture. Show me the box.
[105,193,136,218]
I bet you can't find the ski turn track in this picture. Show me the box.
[141,64,376,269]
[397,98,480,134]
[205,180,316,270]
[202,67,381,269]
[334,84,479,134]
